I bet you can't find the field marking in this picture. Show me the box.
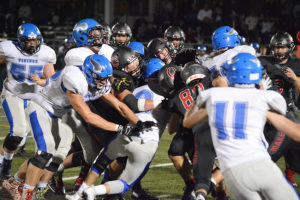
[62,162,173,181]
[0,124,9,128]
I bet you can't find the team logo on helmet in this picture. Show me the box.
[74,22,88,32]
[167,67,176,78]
[18,26,25,35]
[225,28,238,35]
[127,55,136,64]
[111,57,119,68]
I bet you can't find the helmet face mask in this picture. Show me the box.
[17,23,43,55]
[111,22,132,47]
[270,32,295,63]
[164,26,185,54]
[102,25,112,44]
[111,46,142,77]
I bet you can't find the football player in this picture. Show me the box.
[164,26,185,56]
[196,45,208,64]
[111,22,132,48]
[0,23,56,180]
[66,58,167,200]
[183,53,299,200]
[258,32,300,187]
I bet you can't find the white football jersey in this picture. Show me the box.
[196,87,286,172]
[64,46,112,102]
[133,84,165,142]
[196,54,208,65]
[98,44,114,61]
[203,45,256,73]
[32,66,88,117]
[0,40,56,99]
[64,47,94,66]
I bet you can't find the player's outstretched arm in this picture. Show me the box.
[67,90,119,131]
[183,103,208,129]
[266,111,300,142]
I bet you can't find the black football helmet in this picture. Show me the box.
[269,32,295,62]
[147,38,172,64]
[164,26,185,55]
[111,22,132,47]
[111,46,141,77]
[181,61,210,86]
[158,64,183,96]
[103,25,112,45]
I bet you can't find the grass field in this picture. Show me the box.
[0,108,299,200]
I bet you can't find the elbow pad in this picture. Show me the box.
[123,94,139,112]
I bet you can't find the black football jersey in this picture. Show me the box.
[259,56,300,107]
[168,78,211,117]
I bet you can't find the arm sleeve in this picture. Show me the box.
[123,94,139,112]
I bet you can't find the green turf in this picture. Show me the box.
[0,108,299,199]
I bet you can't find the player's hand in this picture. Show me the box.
[116,124,135,137]
[112,78,132,92]
[135,120,157,132]
[284,67,297,81]
[31,74,46,87]
[261,73,273,90]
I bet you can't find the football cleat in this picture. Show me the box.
[285,169,298,187]
[181,185,196,200]
[65,192,82,200]
[82,186,97,200]
[48,172,65,194]
[0,159,12,180]
[2,177,21,200]
[34,186,49,200]
[195,193,206,200]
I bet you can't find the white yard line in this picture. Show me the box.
[62,162,173,181]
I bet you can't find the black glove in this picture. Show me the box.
[134,120,157,133]
[112,78,132,92]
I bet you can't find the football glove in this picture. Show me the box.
[112,78,132,92]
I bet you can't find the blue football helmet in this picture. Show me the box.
[72,18,103,47]
[144,58,165,80]
[17,23,43,55]
[224,53,262,85]
[129,41,146,56]
[250,42,260,50]
[212,26,240,50]
[82,54,112,89]
[197,45,207,51]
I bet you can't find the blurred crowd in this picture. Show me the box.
[0,0,299,46]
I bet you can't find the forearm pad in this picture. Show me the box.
[123,94,139,112]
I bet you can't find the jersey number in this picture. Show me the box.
[215,102,247,140]
[10,63,43,83]
[179,83,205,110]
